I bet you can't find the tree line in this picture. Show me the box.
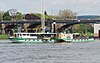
[0,9,77,21]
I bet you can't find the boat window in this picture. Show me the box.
[27,34,30,36]
[45,34,53,37]
[23,34,26,36]
[17,34,19,37]
[15,34,16,37]
[30,34,36,36]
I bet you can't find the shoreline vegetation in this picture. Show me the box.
[0,34,8,40]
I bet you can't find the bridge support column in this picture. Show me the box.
[94,24,100,38]
[52,21,56,33]
[50,23,52,32]
[1,24,5,34]
[24,23,29,32]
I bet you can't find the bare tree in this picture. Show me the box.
[58,9,77,20]
[0,11,4,21]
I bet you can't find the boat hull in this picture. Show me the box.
[9,37,94,43]
[52,37,94,43]
[9,37,56,43]
[57,38,94,42]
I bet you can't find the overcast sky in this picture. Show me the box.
[0,0,100,15]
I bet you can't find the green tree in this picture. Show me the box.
[3,11,11,20]
[72,24,94,36]
[35,13,54,20]
[34,13,41,18]
[15,12,23,21]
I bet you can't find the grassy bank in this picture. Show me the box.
[0,34,8,40]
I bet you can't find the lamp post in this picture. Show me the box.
[41,0,46,33]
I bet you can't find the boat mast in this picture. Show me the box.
[41,0,45,33]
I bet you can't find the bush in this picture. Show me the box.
[0,34,8,39]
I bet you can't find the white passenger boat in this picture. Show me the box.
[9,32,58,43]
[9,32,94,43]
[56,33,94,42]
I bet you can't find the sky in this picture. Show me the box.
[0,0,100,16]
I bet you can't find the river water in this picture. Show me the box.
[0,40,100,63]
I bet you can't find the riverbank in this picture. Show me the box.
[0,34,8,40]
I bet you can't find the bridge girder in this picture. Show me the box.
[0,19,99,24]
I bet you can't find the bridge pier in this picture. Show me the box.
[1,24,5,34]
[52,21,56,33]
[24,23,29,32]
[94,24,100,38]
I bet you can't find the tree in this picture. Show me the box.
[34,13,41,18]
[71,24,94,36]
[15,12,23,21]
[3,11,11,20]
[35,13,57,20]
[58,9,77,20]
[0,11,4,21]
